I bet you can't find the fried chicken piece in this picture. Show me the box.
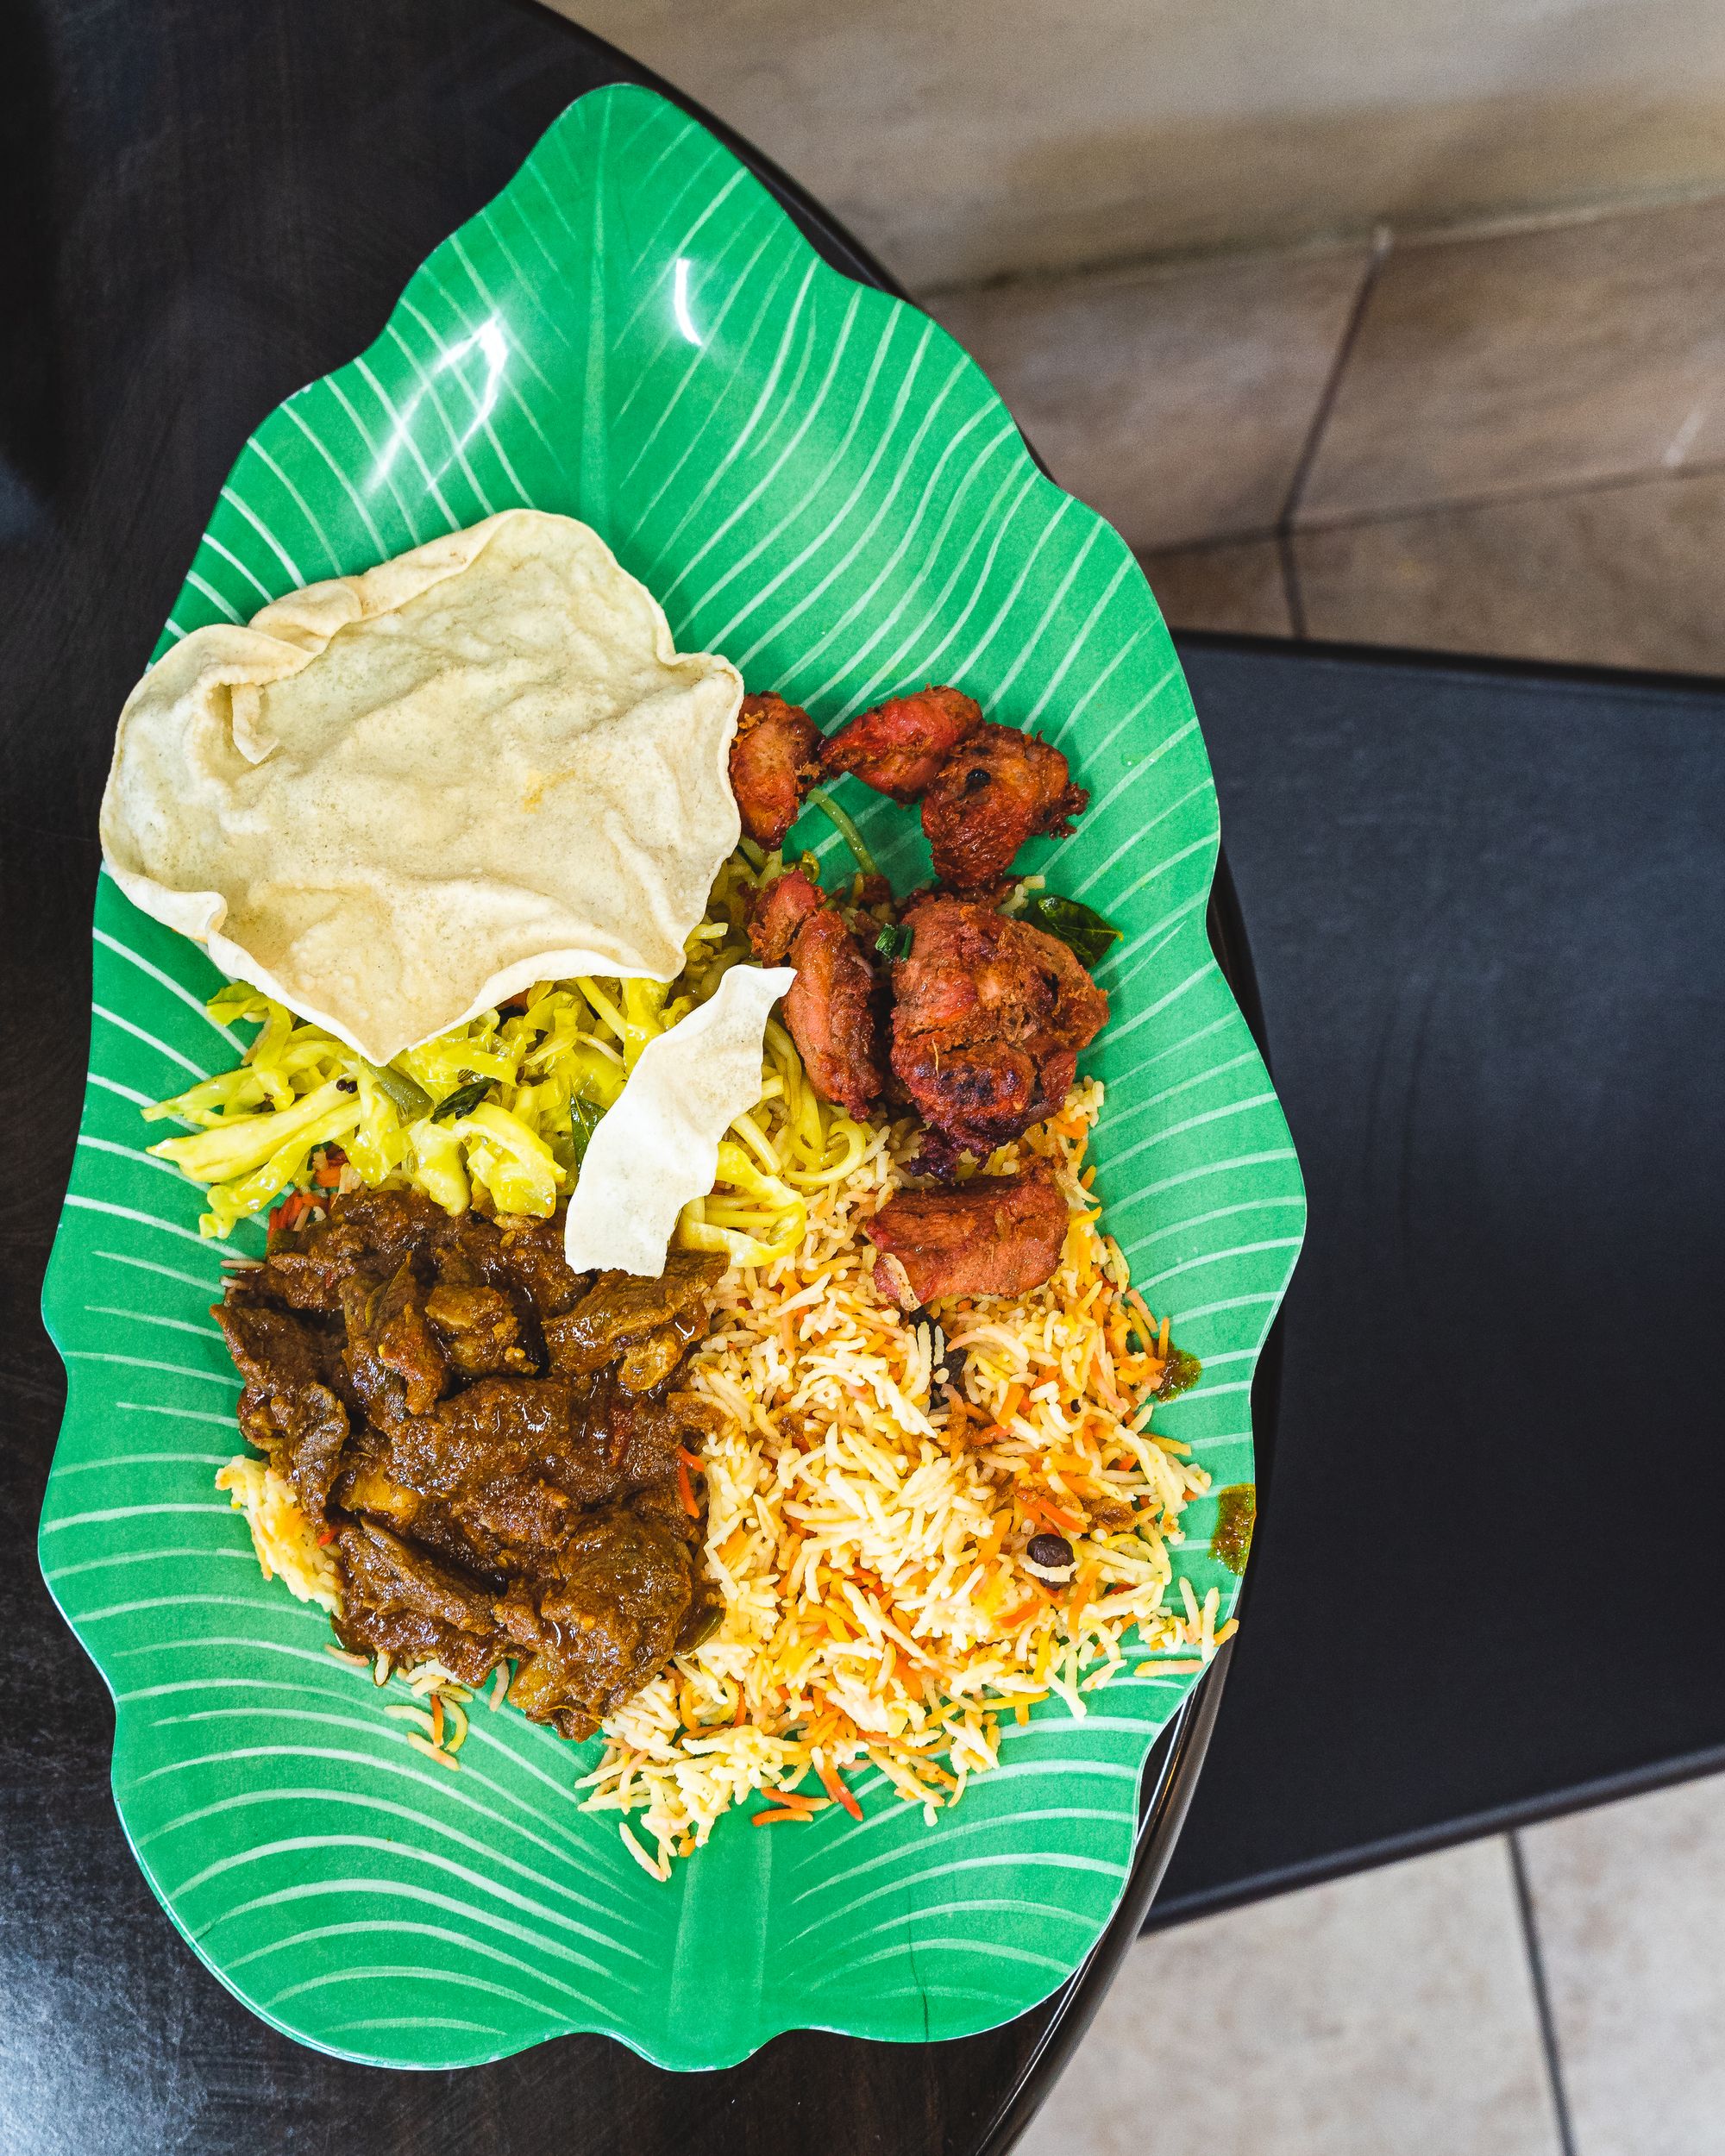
[867,1160,1070,1304]
[729,691,821,849]
[785,907,889,1119]
[746,867,889,1117]
[747,864,826,963]
[818,685,982,803]
[921,724,1088,890]
[890,893,1108,1155]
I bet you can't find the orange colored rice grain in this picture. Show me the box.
[573,1071,1219,1869]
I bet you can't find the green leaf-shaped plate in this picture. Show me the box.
[39,84,1304,2071]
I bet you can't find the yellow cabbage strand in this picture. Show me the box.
[144,981,615,1238]
[144,851,868,1255]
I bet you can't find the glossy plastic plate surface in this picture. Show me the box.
[39,85,1304,2071]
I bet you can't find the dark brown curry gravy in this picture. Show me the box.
[215,1188,725,1739]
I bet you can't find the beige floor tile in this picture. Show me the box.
[1302,194,1725,523]
[930,248,1368,554]
[1292,466,1725,672]
[1140,538,1294,636]
[1521,1774,1725,2156]
[1017,1837,1563,2156]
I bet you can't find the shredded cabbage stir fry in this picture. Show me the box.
[146,849,866,1258]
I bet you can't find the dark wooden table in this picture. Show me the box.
[6,2,1724,2151]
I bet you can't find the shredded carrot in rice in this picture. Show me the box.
[580,1078,1220,1871]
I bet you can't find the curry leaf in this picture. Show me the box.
[430,1077,492,1124]
[570,1094,605,1166]
[1023,893,1122,968]
[366,1061,434,1122]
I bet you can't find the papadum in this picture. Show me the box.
[100,509,743,1064]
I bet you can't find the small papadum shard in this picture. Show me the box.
[562,962,795,1277]
[100,510,743,1063]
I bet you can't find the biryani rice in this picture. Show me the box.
[578,1075,1226,1874]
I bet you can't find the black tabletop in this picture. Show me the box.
[1154,634,1725,1923]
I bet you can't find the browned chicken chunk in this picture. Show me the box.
[891,893,1108,1156]
[747,867,888,1117]
[921,724,1088,890]
[867,1160,1070,1303]
[729,690,821,849]
[784,905,888,1120]
[747,864,825,964]
[818,685,982,802]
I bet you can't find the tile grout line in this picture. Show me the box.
[1138,446,1725,573]
[915,173,1725,308]
[1509,1831,1581,2156]
[1285,447,1725,542]
[1276,221,1393,542]
[1275,529,1308,639]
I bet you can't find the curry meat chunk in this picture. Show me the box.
[497,1507,696,1740]
[543,1251,725,1393]
[214,1300,349,1525]
[217,1188,730,1737]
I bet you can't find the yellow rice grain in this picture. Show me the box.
[580,1078,1216,1871]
